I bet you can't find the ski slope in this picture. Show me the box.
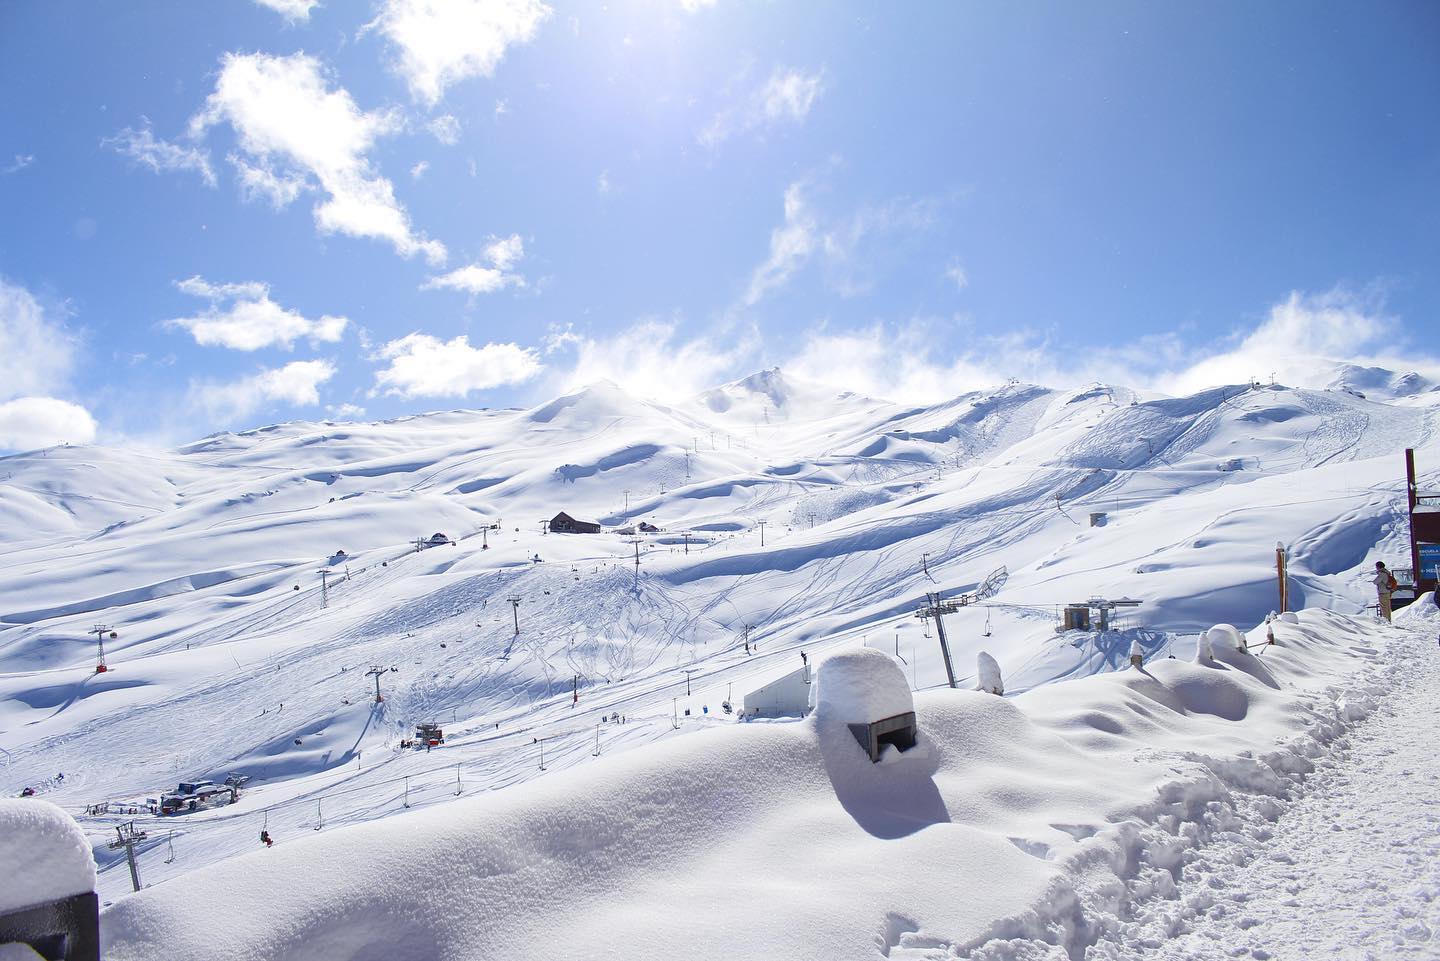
[0,366,1436,918]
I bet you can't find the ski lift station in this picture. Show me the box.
[741,664,813,718]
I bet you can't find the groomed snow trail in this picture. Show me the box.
[1120,624,1440,960]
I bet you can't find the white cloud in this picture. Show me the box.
[167,275,348,351]
[678,0,718,10]
[597,170,611,194]
[254,0,318,22]
[190,52,446,264]
[410,160,430,179]
[700,66,824,149]
[327,402,367,419]
[194,359,337,421]
[542,318,758,403]
[744,182,816,306]
[1159,289,1426,395]
[778,289,1440,406]
[421,234,526,294]
[229,153,309,207]
[2,154,35,175]
[367,0,551,106]
[0,279,97,450]
[0,280,82,398]
[428,114,461,144]
[0,397,97,450]
[371,333,541,398]
[742,179,939,305]
[103,122,216,187]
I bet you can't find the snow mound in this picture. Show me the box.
[1396,592,1440,625]
[0,799,95,912]
[976,651,1004,694]
[813,648,914,723]
[1205,623,1247,652]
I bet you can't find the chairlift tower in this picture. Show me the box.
[91,624,113,673]
[365,665,389,704]
[912,566,1009,690]
[506,594,522,635]
[108,822,148,892]
[316,569,330,608]
[627,537,642,589]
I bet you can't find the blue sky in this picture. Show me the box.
[0,0,1437,450]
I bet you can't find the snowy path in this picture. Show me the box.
[1124,626,1440,960]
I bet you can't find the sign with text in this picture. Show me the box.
[1421,543,1440,581]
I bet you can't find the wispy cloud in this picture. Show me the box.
[944,259,968,292]
[744,182,816,307]
[410,160,430,180]
[103,121,216,187]
[742,178,937,306]
[1,154,35,175]
[700,66,825,149]
[229,153,308,207]
[0,278,96,450]
[367,0,551,106]
[421,234,526,295]
[167,275,348,351]
[371,332,541,397]
[428,114,461,144]
[190,52,445,264]
[253,0,318,23]
[542,317,758,403]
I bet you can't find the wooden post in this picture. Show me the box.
[1407,448,1423,589]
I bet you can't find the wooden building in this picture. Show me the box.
[550,511,602,534]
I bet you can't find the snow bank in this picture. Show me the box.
[99,610,1403,961]
[1396,591,1440,626]
[0,800,95,912]
[812,648,913,722]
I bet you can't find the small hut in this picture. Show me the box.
[550,512,601,534]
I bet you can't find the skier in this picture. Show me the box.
[1373,561,1397,622]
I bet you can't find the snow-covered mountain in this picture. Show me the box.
[1,368,1436,920]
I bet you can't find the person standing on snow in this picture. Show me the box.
[1373,561,1397,622]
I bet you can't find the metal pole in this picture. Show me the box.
[593,724,601,757]
[1275,542,1288,613]
[929,594,958,689]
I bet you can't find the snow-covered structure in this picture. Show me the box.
[742,664,812,718]
[0,799,98,958]
[976,651,1004,694]
[813,649,916,762]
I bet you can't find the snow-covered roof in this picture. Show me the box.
[0,799,95,913]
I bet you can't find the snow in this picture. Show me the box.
[977,650,1004,694]
[1,368,1437,953]
[812,648,914,723]
[0,799,95,912]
